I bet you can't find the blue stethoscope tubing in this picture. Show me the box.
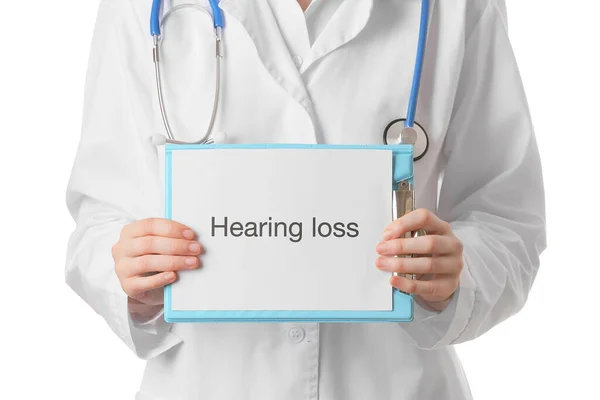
[150,0,430,160]
[151,0,224,35]
[150,0,226,145]
[407,0,429,129]
[383,0,431,160]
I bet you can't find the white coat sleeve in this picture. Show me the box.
[399,0,546,349]
[65,0,182,359]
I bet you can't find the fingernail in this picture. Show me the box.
[383,229,393,240]
[164,272,176,281]
[183,229,195,240]
[185,257,197,267]
[376,258,390,269]
[189,243,201,253]
[376,242,389,253]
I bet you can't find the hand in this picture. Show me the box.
[375,209,463,312]
[112,218,204,317]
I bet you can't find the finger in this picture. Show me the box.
[121,218,196,240]
[125,236,204,257]
[377,235,461,256]
[121,272,177,301]
[376,255,459,275]
[383,208,451,240]
[389,275,456,300]
[120,255,201,278]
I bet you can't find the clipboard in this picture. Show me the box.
[163,143,415,323]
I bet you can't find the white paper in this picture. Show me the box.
[170,148,393,311]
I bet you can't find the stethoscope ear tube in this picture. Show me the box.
[151,1,223,145]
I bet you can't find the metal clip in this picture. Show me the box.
[392,180,417,282]
[394,180,414,221]
[215,26,223,58]
[152,35,160,63]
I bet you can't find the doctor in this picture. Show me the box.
[65,0,546,399]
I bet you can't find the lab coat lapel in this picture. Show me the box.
[220,0,312,111]
[300,0,374,73]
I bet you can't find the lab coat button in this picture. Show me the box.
[288,326,306,343]
[293,55,303,68]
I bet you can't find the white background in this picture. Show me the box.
[1,1,598,399]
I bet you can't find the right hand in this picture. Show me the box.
[112,218,204,308]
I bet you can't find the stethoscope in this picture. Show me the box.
[150,0,430,161]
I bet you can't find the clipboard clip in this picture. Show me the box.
[392,180,426,287]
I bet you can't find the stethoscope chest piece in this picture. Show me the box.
[383,119,429,161]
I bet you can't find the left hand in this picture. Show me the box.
[375,209,464,312]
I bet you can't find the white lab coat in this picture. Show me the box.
[65,0,546,399]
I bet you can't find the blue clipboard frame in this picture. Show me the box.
[163,143,414,323]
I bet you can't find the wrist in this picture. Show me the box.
[415,293,454,313]
[128,297,164,323]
